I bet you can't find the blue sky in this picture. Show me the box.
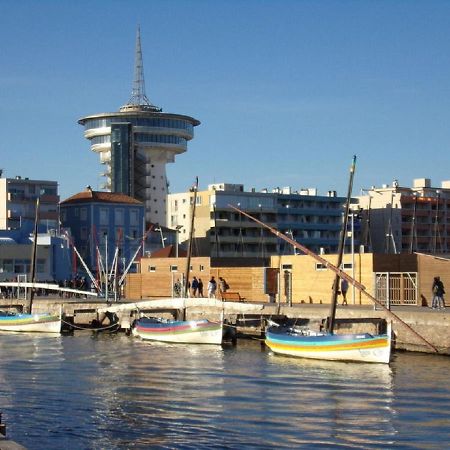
[1,0,450,200]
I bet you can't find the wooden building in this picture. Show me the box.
[124,252,450,308]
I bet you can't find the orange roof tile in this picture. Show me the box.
[61,189,143,205]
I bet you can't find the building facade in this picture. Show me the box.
[78,28,199,226]
[358,178,450,254]
[0,175,59,231]
[167,183,356,258]
[60,188,145,273]
[0,226,71,282]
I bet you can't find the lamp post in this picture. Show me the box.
[410,192,418,253]
[175,225,183,258]
[433,190,440,254]
[154,225,166,248]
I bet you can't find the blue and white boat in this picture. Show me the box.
[265,324,392,364]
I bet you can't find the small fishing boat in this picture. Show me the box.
[132,317,223,344]
[0,311,61,333]
[132,178,224,346]
[265,323,391,364]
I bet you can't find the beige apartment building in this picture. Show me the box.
[0,175,59,230]
[358,178,450,255]
[167,182,350,258]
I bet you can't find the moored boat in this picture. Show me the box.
[132,317,223,344]
[0,311,61,333]
[266,323,391,364]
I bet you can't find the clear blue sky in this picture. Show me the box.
[2,0,450,200]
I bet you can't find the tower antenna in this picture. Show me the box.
[123,26,161,112]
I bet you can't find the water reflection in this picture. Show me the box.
[0,335,448,449]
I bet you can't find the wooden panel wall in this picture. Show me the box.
[417,254,450,307]
[271,253,376,305]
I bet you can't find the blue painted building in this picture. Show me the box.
[60,188,145,273]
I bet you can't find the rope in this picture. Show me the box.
[61,318,120,332]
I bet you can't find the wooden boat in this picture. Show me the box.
[132,317,223,344]
[0,311,61,333]
[232,156,396,364]
[132,178,224,345]
[265,323,391,364]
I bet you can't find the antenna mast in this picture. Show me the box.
[122,26,161,112]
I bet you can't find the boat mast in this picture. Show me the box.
[183,177,198,300]
[27,197,40,313]
[328,155,356,334]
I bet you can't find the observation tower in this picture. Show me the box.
[78,27,200,225]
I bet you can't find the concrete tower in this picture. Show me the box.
[78,27,200,225]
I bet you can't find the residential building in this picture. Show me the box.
[60,188,145,272]
[78,27,199,226]
[0,174,59,231]
[167,183,356,258]
[357,178,450,254]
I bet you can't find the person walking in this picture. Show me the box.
[191,277,199,297]
[207,276,217,298]
[340,278,349,306]
[198,278,204,297]
[219,277,228,296]
[432,276,446,309]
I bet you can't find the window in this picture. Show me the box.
[315,263,327,271]
[148,266,156,272]
[282,264,293,270]
[0,259,13,273]
[199,265,205,271]
[130,209,138,226]
[170,265,178,272]
[342,263,353,270]
[14,259,30,274]
[99,208,109,225]
[37,259,45,273]
[80,208,87,221]
[115,209,124,225]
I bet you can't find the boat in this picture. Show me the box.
[132,317,223,344]
[0,310,61,333]
[265,322,391,364]
[0,198,62,334]
[132,178,223,345]
[233,156,396,363]
[231,156,439,361]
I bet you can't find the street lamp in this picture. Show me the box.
[154,225,166,248]
[175,225,183,258]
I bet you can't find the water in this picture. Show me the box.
[0,333,449,449]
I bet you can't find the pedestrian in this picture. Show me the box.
[207,276,217,298]
[198,278,204,297]
[173,279,182,297]
[219,277,228,294]
[341,278,349,306]
[432,276,446,309]
[191,277,199,297]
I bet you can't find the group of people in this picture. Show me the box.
[173,276,229,299]
[431,276,446,310]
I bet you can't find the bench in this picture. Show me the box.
[221,291,245,302]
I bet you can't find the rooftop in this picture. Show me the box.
[61,188,143,205]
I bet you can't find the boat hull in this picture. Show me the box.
[133,318,223,345]
[0,313,61,333]
[266,327,391,364]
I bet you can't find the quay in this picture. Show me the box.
[3,296,449,355]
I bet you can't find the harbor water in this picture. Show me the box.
[0,333,449,449]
